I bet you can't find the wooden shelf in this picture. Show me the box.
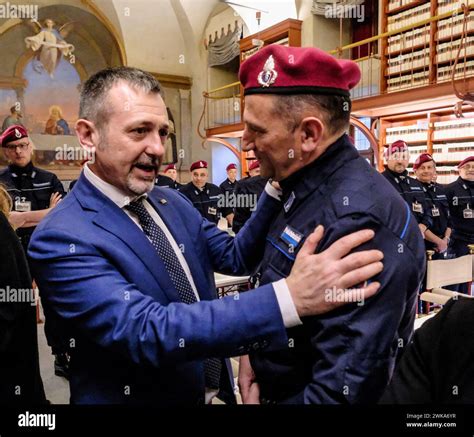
[436,28,474,45]
[383,139,428,146]
[387,41,431,57]
[432,136,474,143]
[385,64,430,76]
[434,160,472,164]
[386,0,430,16]
[436,53,474,67]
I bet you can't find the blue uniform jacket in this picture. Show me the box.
[28,173,288,405]
[250,135,426,404]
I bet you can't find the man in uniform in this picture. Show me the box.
[233,161,267,234]
[180,160,232,225]
[237,44,425,404]
[445,156,474,293]
[155,163,182,190]
[219,163,238,194]
[413,153,451,258]
[0,124,69,378]
[0,125,65,253]
[382,140,432,236]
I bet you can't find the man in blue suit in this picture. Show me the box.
[28,67,383,405]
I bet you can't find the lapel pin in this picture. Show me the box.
[160,199,167,205]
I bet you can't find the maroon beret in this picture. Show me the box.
[1,125,28,148]
[164,163,177,172]
[239,44,361,97]
[190,160,208,171]
[385,140,408,158]
[226,163,237,171]
[458,156,474,168]
[413,153,434,171]
[248,160,260,171]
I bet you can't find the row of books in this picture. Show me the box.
[386,119,474,142]
[387,47,430,74]
[437,59,474,82]
[386,125,429,144]
[432,142,474,161]
[433,118,474,140]
[387,3,431,32]
[436,36,474,64]
[386,16,473,56]
[388,27,430,54]
[387,0,429,12]
[437,15,474,40]
[438,0,466,15]
[386,71,429,91]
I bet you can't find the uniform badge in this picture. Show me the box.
[464,205,473,219]
[15,128,21,138]
[431,207,440,217]
[280,225,303,251]
[208,207,217,216]
[258,55,278,88]
[15,197,31,212]
[412,202,423,213]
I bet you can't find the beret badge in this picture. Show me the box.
[258,55,278,88]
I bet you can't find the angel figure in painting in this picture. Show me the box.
[25,19,75,78]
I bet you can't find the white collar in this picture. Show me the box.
[83,163,145,208]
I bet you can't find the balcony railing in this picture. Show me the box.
[204,2,474,129]
[203,82,241,130]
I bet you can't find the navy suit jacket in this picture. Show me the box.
[29,173,288,405]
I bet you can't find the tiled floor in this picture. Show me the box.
[37,321,70,404]
[38,320,242,404]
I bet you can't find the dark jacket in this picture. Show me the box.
[179,182,229,224]
[0,162,65,245]
[382,168,432,229]
[250,135,425,404]
[381,297,474,404]
[420,181,451,250]
[232,175,267,234]
[0,212,46,405]
[445,177,474,243]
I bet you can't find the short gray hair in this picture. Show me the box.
[79,66,162,129]
[271,94,351,136]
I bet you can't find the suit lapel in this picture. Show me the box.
[92,198,181,303]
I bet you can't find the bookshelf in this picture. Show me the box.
[382,0,474,93]
[380,109,474,183]
[377,0,474,180]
